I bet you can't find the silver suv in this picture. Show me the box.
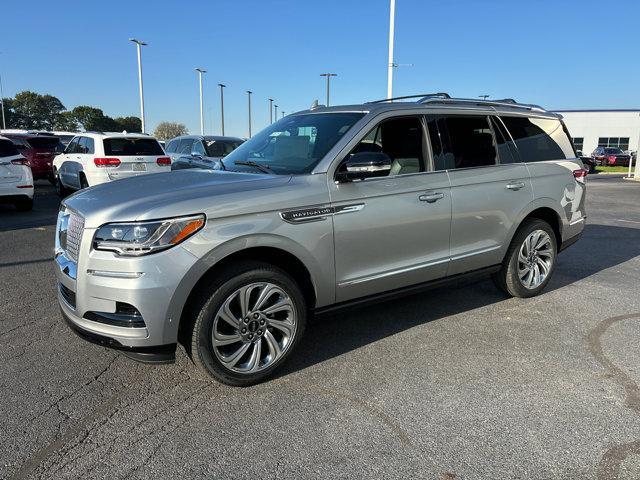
[55,94,587,386]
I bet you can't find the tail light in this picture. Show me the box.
[94,157,121,167]
[156,156,171,166]
[573,168,588,184]
[608,155,616,164]
[11,158,28,165]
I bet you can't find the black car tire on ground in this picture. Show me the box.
[54,170,69,198]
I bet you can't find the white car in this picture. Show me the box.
[0,136,34,211]
[52,132,171,196]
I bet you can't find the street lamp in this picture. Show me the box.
[281,111,285,119]
[218,83,226,136]
[479,95,490,100]
[274,104,278,120]
[387,0,395,99]
[268,98,274,124]
[195,68,206,135]
[246,90,253,138]
[129,39,147,133]
[319,73,337,106]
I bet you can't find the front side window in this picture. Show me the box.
[428,115,497,170]
[223,112,364,174]
[192,140,206,156]
[103,138,164,156]
[65,138,79,154]
[501,116,574,162]
[348,116,424,176]
[178,138,194,155]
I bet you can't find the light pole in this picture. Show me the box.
[195,68,206,135]
[387,0,395,99]
[218,83,226,136]
[479,95,490,100]
[268,98,274,124]
[129,39,147,133]
[281,111,285,119]
[319,73,337,106]
[274,104,278,120]
[246,90,252,138]
[0,72,5,130]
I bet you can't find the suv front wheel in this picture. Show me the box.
[493,219,557,298]
[188,261,307,386]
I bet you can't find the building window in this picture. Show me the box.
[598,137,630,150]
[573,137,584,154]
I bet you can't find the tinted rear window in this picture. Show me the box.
[500,116,575,162]
[0,139,19,157]
[103,138,164,156]
[27,136,62,150]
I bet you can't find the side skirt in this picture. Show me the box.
[315,265,501,316]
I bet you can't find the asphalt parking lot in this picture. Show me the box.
[1,175,639,479]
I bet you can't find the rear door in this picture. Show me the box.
[427,114,533,275]
[102,137,166,179]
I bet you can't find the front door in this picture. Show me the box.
[330,115,452,303]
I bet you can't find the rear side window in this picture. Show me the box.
[500,116,575,162]
[205,140,243,157]
[165,139,178,153]
[427,115,497,170]
[178,138,194,155]
[490,117,519,164]
[78,137,95,154]
[103,138,164,156]
[0,139,19,157]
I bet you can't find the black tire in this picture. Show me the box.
[54,170,69,198]
[79,174,89,189]
[15,198,33,212]
[187,261,307,386]
[492,219,557,298]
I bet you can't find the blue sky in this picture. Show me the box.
[2,0,638,137]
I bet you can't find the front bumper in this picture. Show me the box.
[55,224,201,354]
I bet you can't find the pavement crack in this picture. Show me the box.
[587,312,640,480]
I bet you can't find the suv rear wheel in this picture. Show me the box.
[189,261,307,386]
[54,169,69,198]
[493,219,557,298]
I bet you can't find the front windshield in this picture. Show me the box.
[604,148,623,154]
[223,112,365,174]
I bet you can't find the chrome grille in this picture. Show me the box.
[66,213,84,262]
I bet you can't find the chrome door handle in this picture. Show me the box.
[418,192,444,203]
[506,182,525,191]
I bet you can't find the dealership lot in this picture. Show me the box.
[1,175,639,479]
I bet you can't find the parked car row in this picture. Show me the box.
[590,146,631,167]
[0,136,34,211]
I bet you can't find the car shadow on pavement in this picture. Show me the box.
[0,182,60,233]
[278,223,640,378]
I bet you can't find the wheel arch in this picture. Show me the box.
[505,199,564,257]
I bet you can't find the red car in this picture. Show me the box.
[4,133,63,182]
[591,146,631,167]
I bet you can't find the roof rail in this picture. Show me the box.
[367,92,451,104]
[419,97,547,112]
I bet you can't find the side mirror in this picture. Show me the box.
[191,151,203,159]
[337,151,392,182]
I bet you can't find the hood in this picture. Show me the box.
[64,169,292,228]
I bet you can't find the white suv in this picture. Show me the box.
[0,136,34,211]
[52,132,170,196]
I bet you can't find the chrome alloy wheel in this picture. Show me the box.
[517,229,554,289]
[211,282,297,374]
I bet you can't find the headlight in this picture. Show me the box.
[94,214,205,256]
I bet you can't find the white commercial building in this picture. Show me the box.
[555,109,640,156]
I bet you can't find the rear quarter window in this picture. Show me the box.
[103,138,164,156]
[500,116,575,162]
[0,139,19,157]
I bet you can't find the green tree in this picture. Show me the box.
[153,122,188,141]
[9,91,66,130]
[55,111,80,131]
[69,106,120,132]
[114,116,142,133]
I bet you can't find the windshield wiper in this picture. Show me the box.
[234,160,274,174]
